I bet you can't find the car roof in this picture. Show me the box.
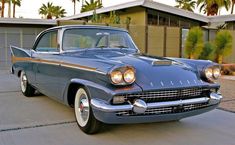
[44,25,128,32]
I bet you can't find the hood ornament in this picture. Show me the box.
[152,60,172,66]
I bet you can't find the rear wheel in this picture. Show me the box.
[20,71,35,97]
[74,87,101,134]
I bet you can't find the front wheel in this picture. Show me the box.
[74,87,102,134]
[20,71,35,97]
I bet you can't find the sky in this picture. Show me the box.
[4,0,230,18]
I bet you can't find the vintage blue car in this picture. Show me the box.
[11,25,222,134]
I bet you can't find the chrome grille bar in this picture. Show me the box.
[123,88,209,102]
[147,97,209,109]
[116,103,209,116]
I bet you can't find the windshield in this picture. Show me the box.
[62,28,137,51]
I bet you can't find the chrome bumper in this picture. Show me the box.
[91,93,222,113]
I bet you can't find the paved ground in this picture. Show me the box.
[0,69,235,145]
[218,78,235,112]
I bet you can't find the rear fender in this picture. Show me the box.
[10,46,31,58]
[10,46,32,76]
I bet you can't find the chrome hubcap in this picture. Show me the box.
[79,97,89,122]
[21,73,27,92]
[75,88,90,127]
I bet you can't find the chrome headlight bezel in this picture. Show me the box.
[203,65,221,82]
[109,66,136,85]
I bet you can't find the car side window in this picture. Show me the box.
[63,30,94,50]
[35,30,58,52]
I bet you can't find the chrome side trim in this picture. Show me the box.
[11,56,106,75]
[91,93,222,113]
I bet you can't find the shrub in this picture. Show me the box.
[214,30,233,64]
[199,42,215,60]
[184,27,204,59]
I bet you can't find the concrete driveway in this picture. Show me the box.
[0,69,235,145]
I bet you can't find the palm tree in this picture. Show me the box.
[184,27,204,59]
[52,6,66,18]
[71,0,81,15]
[214,30,233,64]
[1,0,5,17]
[197,0,231,16]
[231,0,235,14]
[81,0,102,13]
[175,0,196,12]
[12,0,21,18]
[39,2,67,19]
[39,2,54,19]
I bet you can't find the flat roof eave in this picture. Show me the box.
[60,0,145,20]
[143,1,209,23]
[0,18,57,25]
[209,15,235,23]
[60,0,209,23]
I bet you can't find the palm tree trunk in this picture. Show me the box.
[189,53,194,59]
[231,2,235,14]
[13,3,15,18]
[8,0,11,18]
[217,55,223,64]
[1,0,5,17]
[74,0,76,14]
[47,14,52,19]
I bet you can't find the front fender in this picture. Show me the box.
[172,58,219,70]
[63,78,142,106]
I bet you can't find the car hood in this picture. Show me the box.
[62,49,207,90]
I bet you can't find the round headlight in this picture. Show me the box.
[213,67,221,79]
[123,69,135,84]
[205,67,213,80]
[110,71,123,84]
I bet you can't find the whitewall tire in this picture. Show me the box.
[74,87,101,134]
[20,71,35,97]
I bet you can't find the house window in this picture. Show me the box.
[181,28,189,57]
[159,15,169,26]
[170,17,179,27]
[148,14,158,25]
[180,20,190,28]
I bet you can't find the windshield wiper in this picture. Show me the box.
[96,45,108,48]
[96,45,129,49]
[112,45,129,48]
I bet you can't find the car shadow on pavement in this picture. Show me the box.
[99,120,184,134]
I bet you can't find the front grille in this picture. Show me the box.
[114,87,212,116]
[120,87,210,103]
[116,102,209,116]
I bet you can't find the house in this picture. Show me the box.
[61,0,235,63]
[0,0,235,68]
[0,18,56,68]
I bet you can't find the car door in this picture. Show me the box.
[32,30,63,99]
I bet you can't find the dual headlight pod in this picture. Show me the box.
[110,66,136,85]
[204,66,221,81]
